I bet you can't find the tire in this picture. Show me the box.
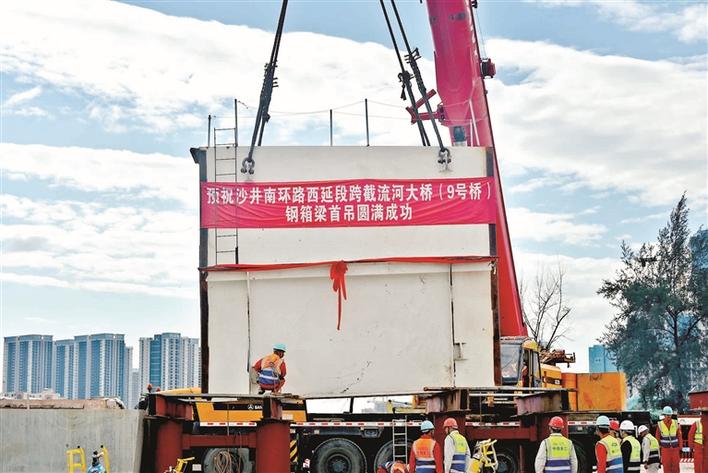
[573,441,590,473]
[373,440,413,469]
[495,447,520,473]
[312,438,367,473]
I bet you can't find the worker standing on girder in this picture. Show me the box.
[409,420,443,473]
[442,418,470,473]
[595,415,624,473]
[252,343,287,394]
[687,418,703,473]
[535,416,578,473]
[637,425,660,473]
[619,421,641,473]
[656,406,682,473]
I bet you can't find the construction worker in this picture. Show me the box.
[252,343,287,394]
[619,420,641,473]
[637,425,660,473]
[534,416,578,473]
[595,415,624,473]
[409,420,443,473]
[443,418,470,473]
[687,418,703,473]
[655,406,682,473]
[610,420,621,439]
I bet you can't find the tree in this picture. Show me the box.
[521,264,572,350]
[599,195,707,410]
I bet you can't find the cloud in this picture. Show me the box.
[488,39,707,207]
[533,0,707,43]
[3,85,42,107]
[0,143,196,208]
[508,207,607,245]
[2,2,703,209]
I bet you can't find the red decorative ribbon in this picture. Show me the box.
[329,261,348,330]
[203,256,494,330]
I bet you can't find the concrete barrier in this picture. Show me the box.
[0,400,143,473]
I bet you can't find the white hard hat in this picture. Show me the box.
[637,425,649,435]
[620,420,635,431]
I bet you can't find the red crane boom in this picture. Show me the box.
[425,0,527,337]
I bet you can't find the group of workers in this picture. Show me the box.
[534,406,703,473]
[251,347,703,473]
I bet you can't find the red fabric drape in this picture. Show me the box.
[202,256,495,330]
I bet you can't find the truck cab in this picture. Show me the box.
[500,337,565,389]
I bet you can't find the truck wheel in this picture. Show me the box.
[573,441,590,473]
[312,438,366,473]
[373,440,413,468]
[495,447,519,473]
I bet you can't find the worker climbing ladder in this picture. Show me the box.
[391,418,409,463]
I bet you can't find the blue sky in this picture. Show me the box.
[1,0,706,373]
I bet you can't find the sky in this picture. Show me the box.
[1,0,706,374]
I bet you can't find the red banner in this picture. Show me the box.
[201,177,495,229]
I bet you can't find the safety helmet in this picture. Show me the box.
[420,420,435,432]
[610,420,620,431]
[620,420,635,431]
[596,415,611,427]
[637,425,649,435]
[274,343,287,352]
[549,416,565,429]
[662,406,673,416]
[443,418,458,429]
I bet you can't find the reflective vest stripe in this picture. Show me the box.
[414,438,437,471]
[659,420,679,448]
[546,435,572,473]
[599,436,623,473]
[257,354,282,386]
[622,436,641,473]
[450,431,468,472]
[695,422,703,445]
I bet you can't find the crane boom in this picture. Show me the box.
[425,0,527,337]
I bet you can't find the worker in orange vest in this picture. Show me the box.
[688,418,704,473]
[252,343,287,394]
[655,406,682,473]
[409,420,443,473]
[594,415,624,473]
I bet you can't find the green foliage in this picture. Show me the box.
[599,195,707,411]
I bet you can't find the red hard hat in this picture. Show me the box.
[549,416,564,429]
[610,420,620,431]
[443,418,458,429]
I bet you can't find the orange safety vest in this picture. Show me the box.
[413,437,437,472]
[257,353,283,387]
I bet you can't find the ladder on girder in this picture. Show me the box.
[391,418,409,463]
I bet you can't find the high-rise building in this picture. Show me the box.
[52,339,75,399]
[3,335,53,394]
[128,368,140,408]
[74,333,127,400]
[138,333,200,391]
[588,344,618,373]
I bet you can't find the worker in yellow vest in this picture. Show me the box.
[619,421,641,473]
[595,415,624,473]
[688,419,704,473]
[534,416,578,473]
[655,406,682,473]
[442,418,470,473]
[637,425,660,473]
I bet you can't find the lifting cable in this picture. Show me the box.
[388,0,450,164]
[241,0,289,175]
[378,0,430,147]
